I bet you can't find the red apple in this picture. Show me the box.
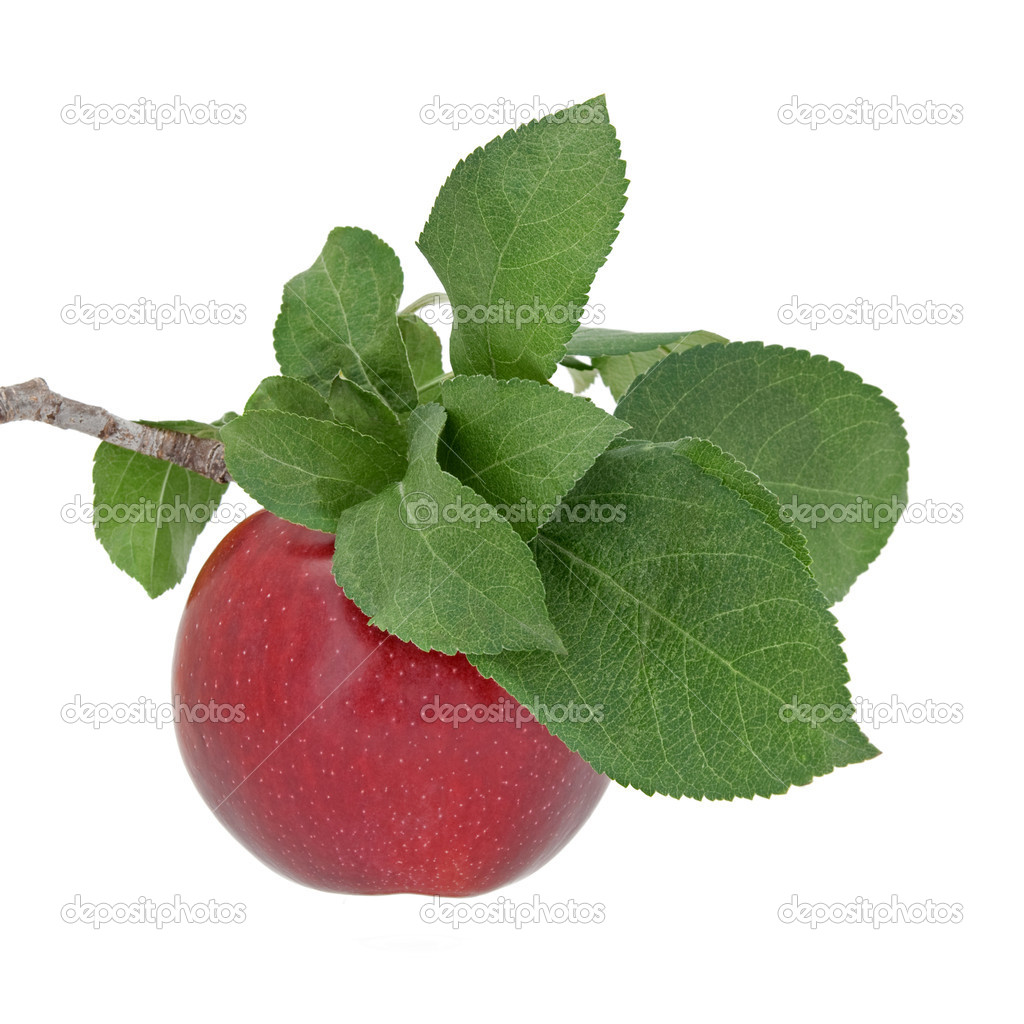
[172,510,608,896]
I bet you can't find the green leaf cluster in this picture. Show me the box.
[96,95,909,800]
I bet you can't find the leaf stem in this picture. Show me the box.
[0,378,232,483]
[399,292,448,316]
[415,370,454,397]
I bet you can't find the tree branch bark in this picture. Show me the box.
[0,378,232,483]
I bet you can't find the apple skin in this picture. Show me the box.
[172,510,608,896]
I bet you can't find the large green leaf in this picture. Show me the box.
[273,227,417,413]
[418,96,627,383]
[438,374,629,539]
[616,342,909,602]
[220,410,406,533]
[332,404,564,656]
[471,439,879,800]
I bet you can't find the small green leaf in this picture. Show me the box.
[327,378,407,458]
[438,374,629,539]
[418,96,628,383]
[593,350,669,401]
[399,313,446,404]
[581,329,728,400]
[273,227,417,413]
[220,410,405,533]
[561,355,592,370]
[244,376,333,420]
[616,342,909,602]
[567,366,599,394]
[471,439,879,800]
[561,356,599,394]
[333,404,564,656]
[567,327,728,358]
[93,420,229,598]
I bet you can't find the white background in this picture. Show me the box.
[1,2,1018,1020]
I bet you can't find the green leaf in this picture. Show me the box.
[220,410,406,533]
[438,374,629,539]
[593,350,669,401]
[581,329,728,400]
[273,227,417,413]
[417,95,627,383]
[246,373,409,461]
[616,342,909,602]
[471,439,879,800]
[332,403,564,656]
[398,312,446,404]
[145,419,225,439]
[566,327,728,358]
[667,437,811,568]
[93,420,229,598]
[244,376,333,420]
[563,357,599,394]
[327,378,407,458]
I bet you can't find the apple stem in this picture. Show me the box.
[0,377,231,483]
